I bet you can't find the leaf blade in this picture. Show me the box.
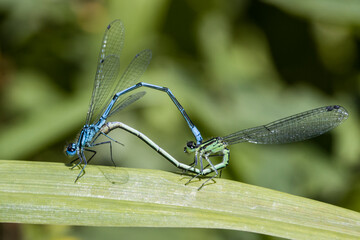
[0,160,359,239]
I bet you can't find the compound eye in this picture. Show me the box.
[186,141,196,149]
[67,143,76,152]
[65,143,77,156]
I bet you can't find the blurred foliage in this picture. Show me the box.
[0,0,359,239]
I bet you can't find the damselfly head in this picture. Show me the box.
[184,141,197,153]
[65,143,77,157]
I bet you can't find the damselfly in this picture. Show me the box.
[65,20,202,181]
[184,105,348,189]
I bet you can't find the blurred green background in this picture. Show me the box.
[0,0,359,239]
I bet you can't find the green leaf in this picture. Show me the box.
[0,160,359,239]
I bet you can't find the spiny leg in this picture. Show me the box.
[202,154,224,177]
[86,131,125,167]
[201,154,218,171]
[70,149,96,166]
[90,140,116,167]
[210,149,230,177]
[70,157,80,166]
[199,149,229,188]
[182,150,200,175]
[74,150,89,182]
[184,151,206,186]
[185,149,220,187]
[71,151,83,169]
[90,131,124,148]
[99,131,124,146]
[197,151,204,173]
[84,149,97,164]
[185,171,202,186]
[197,155,219,190]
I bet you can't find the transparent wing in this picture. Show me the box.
[86,19,125,125]
[222,105,349,145]
[108,49,152,113]
[109,91,146,117]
